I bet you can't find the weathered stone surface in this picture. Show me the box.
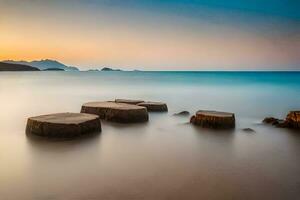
[173,111,190,116]
[285,111,300,129]
[137,102,168,112]
[81,101,148,123]
[26,113,101,138]
[190,110,235,129]
[115,99,144,105]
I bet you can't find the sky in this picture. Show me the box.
[0,0,299,70]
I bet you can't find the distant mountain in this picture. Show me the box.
[101,67,122,71]
[87,69,100,72]
[43,68,65,71]
[2,59,79,71]
[0,62,40,71]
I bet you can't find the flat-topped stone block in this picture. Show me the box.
[137,102,168,112]
[190,110,235,129]
[81,101,148,123]
[26,113,101,139]
[115,99,144,105]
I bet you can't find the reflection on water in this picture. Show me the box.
[0,71,300,200]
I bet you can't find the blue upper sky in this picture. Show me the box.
[82,0,300,20]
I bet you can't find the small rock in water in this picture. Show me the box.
[263,117,289,128]
[173,111,190,116]
[190,110,235,129]
[26,113,101,139]
[81,101,148,123]
[263,117,280,125]
[115,99,144,105]
[263,112,300,129]
[137,102,168,112]
[242,128,255,133]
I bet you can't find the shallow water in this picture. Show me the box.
[0,71,299,200]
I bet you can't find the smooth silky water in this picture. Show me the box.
[0,71,299,200]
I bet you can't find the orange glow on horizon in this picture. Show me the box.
[1,1,299,70]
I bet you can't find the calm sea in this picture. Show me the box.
[0,71,299,200]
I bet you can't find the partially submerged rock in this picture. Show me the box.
[242,128,255,133]
[81,101,148,123]
[137,102,168,112]
[190,110,235,129]
[115,99,144,105]
[263,117,280,125]
[26,113,101,139]
[173,111,190,116]
[275,119,289,128]
[263,117,289,128]
[286,111,300,129]
[263,111,300,129]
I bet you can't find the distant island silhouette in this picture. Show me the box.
[43,68,65,71]
[0,62,40,71]
[2,59,78,71]
[1,59,138,72]
[101,67,122,71]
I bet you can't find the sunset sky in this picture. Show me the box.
[1,0,299,70]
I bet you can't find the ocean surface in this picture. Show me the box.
[0,71,299,200]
